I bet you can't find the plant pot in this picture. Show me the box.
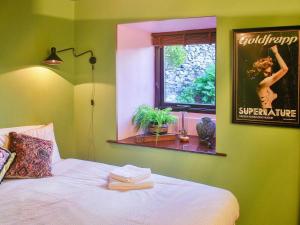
[147,124,168,135]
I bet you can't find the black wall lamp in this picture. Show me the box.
[44,47,97,68]
[44,46,97,108]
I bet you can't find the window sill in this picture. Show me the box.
[107,135,226,157]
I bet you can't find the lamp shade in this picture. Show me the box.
[44,47,63,65]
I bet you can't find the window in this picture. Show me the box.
[153,29,216,113]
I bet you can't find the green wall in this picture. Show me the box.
[0,0,75,157]
[74,1,300,225]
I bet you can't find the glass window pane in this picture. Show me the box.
[164,44,216,105]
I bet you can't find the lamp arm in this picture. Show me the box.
[57,47,96,65]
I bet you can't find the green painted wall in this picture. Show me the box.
[0,0,75,157]
[74,1,300,225]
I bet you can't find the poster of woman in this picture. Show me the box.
[232,26,300,127]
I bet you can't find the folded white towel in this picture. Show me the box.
[107,176,154,191]
[109,165,152,183]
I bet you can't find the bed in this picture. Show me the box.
[0,158,239,225]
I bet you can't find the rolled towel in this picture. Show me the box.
[109,165,151,183]
[108,176,154,191]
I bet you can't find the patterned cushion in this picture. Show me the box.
[21,123,61,164]
[0,124,60,164]
[5,132,53,178]
[0,147,16,183]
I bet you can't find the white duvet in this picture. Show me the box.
[0,159,239,225]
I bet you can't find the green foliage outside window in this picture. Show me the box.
[164,46,187,68]
[177,64,216,105]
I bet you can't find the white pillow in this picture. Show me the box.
[0,125,44,148]
[0,123,61,164]
[21,123,61,164]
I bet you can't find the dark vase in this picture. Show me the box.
[196,117,216,148]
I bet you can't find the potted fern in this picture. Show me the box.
[132,105,176,135]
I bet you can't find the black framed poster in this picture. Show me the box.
[233,26,300,127]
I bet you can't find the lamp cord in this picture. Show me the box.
[88,64,96,161]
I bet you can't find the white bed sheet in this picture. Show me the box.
[0,159,239,225]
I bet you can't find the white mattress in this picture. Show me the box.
[0,159,239,225]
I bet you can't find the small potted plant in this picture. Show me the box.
[132,105,176,135]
